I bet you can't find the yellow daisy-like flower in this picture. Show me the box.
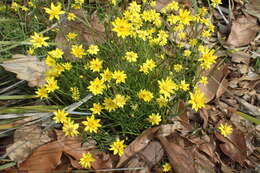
[179,80,190,91]
[109,139,126,156]
[87,78,106,95]
[198,46,217,70]
[89,58,103,72]
[156,95,168,107]
[30,32,49,48]
[178,9,192,25]
[48,48,64,59]
[158,77,178,98]
[173,64,183,72]
[66,32,78,40]
[148,113,161,126]
[44,3,65,21]
[138,89,154,102]
[139,59,156,74]
[62,62,72,71]
[100,68,113,82]
[87,45,99,55]
[112,17,132,38]
[35,87,48,99]
[27,47,34,55]
[70,87,80,101]
[183,50,191,57]
[211,0,222,8]
[113,94,127,108]
[45,77,59,93]
[124,51,138,62]
[71,44,86,58]
[103,97,117,112]
[218,123,233,137]
[82,115,101,133]
[67,12,76,21]
[188,88,206,111]
[199,76,208,85]
[113,70,127,84]
[162,162,172,172]
[79,152,95,169]
[45,56,56,67]
[90,103,102,115]
[53,109,68,124]
[62,119,79,137]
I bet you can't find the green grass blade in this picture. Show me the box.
[236,111,260,125]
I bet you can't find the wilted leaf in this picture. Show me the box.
[199,63,229,103]
[230,51,251,64]
[6,125,51,164]
[215,121,248,165]
[158,136,196,173]
[117,127,159,167]
[0,54,47,87]
[234,96,260,117]
[227,15,260,47]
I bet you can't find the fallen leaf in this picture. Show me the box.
[244,0,260,19]
[230,51,251,64]
[158,136,196,173]
[234,96,260,117]
[199,63,229,103]
[199,108,209,129]
[116,127,159,167]
[215,121,248,165]
[6,125,51,165]
[227,15,260,47]
[216,78,229,99]
[0,54,47,87]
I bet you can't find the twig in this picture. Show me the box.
[216,5,229,24]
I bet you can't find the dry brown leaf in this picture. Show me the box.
[158,136,197,173]
[6,125,51,165]
[199,63,229,103]
[230,51,251,64]
[227,15,260,47]
[215,121,248,165]
[245,0,260,19]
[116,127,159,167]
[199,108,209,129]
[234,96,260,117]
[1,54,47,87]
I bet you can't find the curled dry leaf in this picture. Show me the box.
[6,125,51,165]
[227,15,260,47]
[215,121,248,165]
[199,63,229,103]
[117,127,159,167]
[0,54,47,87]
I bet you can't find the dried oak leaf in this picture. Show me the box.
[6,125,51,165]
[215,121,248,165]
[0,54,47,87]
[227,15,260,47]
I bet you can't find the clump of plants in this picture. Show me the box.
[7,0,219,168]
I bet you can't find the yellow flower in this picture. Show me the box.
[87,78,106,95]
[198,46,217,69]
[11,2,20,11]
[90,103,102,115]
[111,0,117,6]
[156,96,168,107]
[183,50,191,57]
[112,18,132,38]
[21,6,29,11]
[218,123,233,137]
[70,87,80,101]
[89,58,103,72]
[100,68,113,82]
[45,77,59,93]
[211,0,222,8]
[62,119,79,137]
[62,62,72,71]
[87,45,99,55]
[53,109,68,124]
[124,51,138,62]
[202,30,211,38]
[35,87,48,99]
[188,88,206,111]
[66,32,78,40]
[167,14,180,25]
[30,32,49,48]
[179,80,190,91]
[189,38,198,47]
[82,115,101,133]
[166,1,179,11]
[179,9,192,25]
[199,76,208,85]
[138,89,154,102]
[148,113,161,126]
[139,59,156,74]
[173,64,183,72]
[162,162,172,172]
[71,44,86,58]
[158,77,178,98]
[113,94,127,108]
[79,152,95,168]
[109,139,126,156]
[113,70,127,84]
[67,12,76,21]
[103,97,117,112]
[44,3,65,21]
[27,47,34,55]
[48,48,64,59]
